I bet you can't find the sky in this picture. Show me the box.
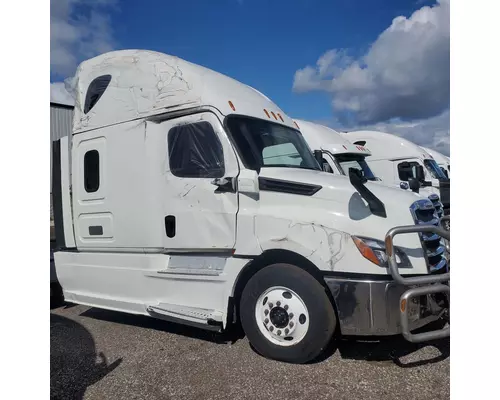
[50,0,450,155]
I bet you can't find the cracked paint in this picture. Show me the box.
[256,217,350,271]
[72,50,204,133]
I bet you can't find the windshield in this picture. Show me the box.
[424,159,448,180]
[334,154,376,181]
[225,116,320,171]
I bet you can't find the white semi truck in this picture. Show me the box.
[52,50,450,364]
[294,120,445,218]
[420,146,450,179]
[292,119,375,177]
[343,131,450,216]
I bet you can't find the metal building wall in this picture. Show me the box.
[50,102,73,142]
[50,103,73,189]
[50,103,73,222]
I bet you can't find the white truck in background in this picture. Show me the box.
[294,120,445,218]
[292,119,376,177]
[53,50,449,364]
[343,131,450,216]
[420,146,450,178]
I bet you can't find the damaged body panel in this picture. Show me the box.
[158,111,240,250]
[254,216,349,271]
[241,167,429,275]
[71,49,297,134]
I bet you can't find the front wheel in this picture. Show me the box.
[240,263,336,364]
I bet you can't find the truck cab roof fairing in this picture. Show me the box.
[294,119,372,157]
[420,146,450,166]
[342,130,434,162]
[71,50,296,133]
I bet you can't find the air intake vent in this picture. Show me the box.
[258,177,322,196]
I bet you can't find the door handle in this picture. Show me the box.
[164,215,176,238]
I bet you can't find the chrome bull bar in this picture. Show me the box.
[440,215,450,231]
[385,223,450,343]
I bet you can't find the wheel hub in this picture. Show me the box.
[255,286,310,347]
[270,307,289,328]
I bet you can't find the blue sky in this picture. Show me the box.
[50,0,449,154]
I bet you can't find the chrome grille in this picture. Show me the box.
[410,199,448,273]
[428,193,444,219]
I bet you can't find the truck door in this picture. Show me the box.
[72,136,113,249]
[161,112,240,251]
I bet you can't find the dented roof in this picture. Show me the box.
[72,49,295,133]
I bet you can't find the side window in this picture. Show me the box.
[84,150,100,192]
[84,75,112,114]
[168,121,224,178]
[397,161,420,181]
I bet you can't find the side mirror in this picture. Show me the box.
[211,177,236,193]
[408,177,420,193]
[237,169,259,195]
[415,165,425,182]
[400,182,409,190]
[313,150,323,168]
[349,167,367,184]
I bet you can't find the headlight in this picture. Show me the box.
[352,236,411,268]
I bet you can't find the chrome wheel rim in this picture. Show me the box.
[255,286,310,347]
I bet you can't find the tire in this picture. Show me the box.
[239,263,336,364]
[50,282,64,308]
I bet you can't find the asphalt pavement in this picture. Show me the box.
[50,303,449,400]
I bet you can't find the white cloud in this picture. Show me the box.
[51,0,117,77]
[293,0,450,125]
[50,82,75,106]
[338,110,450,156]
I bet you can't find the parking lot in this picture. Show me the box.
[50,303,449,400]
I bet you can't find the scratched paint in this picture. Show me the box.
[255,216,350,271]
[70,50,297,134]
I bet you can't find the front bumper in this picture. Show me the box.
[324,276,448,336]
[324,222,450,342]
